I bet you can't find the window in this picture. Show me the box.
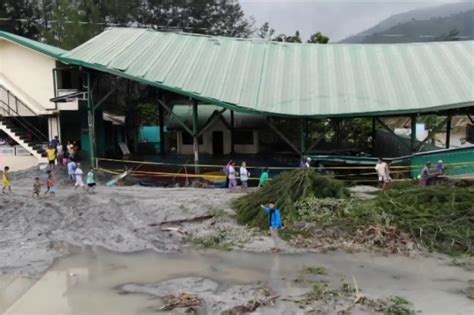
[234,130,254,145]
[182,132,203,145]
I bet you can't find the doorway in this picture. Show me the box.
[212,131,224,156]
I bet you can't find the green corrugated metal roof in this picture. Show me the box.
[63,28,474,117]
[0,31,66,59]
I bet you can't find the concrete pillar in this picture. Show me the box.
[48,115,61,141]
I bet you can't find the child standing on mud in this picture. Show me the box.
[86,169,96,193]
[2,166,11,194]
[32,177,41,198]
[261,201,283,253]
[44,170,52,196]
[74,163,85,191]
[47,173,56,197]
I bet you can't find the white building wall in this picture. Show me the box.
[177,120,259,155]
[0,40,56,112]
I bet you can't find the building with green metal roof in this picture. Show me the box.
[62,27,474,118]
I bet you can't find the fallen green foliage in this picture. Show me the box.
[291,185,474,255]
[355,186,474,255]
[234,169,349,229]
[303,266,327,275]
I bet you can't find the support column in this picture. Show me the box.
[230,110,235,155]
[300,118,305,157]
[159,102,165,155]
[410,115,417,153]
[192,100,199,174]
[371,117,376,152]
[446,113,452,149]
[86,72,97,168]
[47,115,61,141]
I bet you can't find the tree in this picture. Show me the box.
[141,0,253,37]
[42,0,104,49]
[308,32,330,44]
[0,0,41,39]
[257,22,275,40]
[286,30,302,43]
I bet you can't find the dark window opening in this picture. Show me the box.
[234,130,254,145]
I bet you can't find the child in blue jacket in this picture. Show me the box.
[262,201,283,252]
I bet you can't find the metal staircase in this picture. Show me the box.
[0,85,49,162]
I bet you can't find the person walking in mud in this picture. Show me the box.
[86,169,96,193]
[240,161,250,192]
[47,145,56,170]
[67,159,77,182]
[223,160,232,187]
[32,177,41,198]
[2,166,11,194]
[228,161,238,192]
[261,201,283,253]
[44,170,52,196]
[74,163,86,191]
[258,168,269,188]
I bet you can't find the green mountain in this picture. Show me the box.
[341,1,473,43]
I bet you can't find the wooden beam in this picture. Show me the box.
[415,117,449,151]
[94,86,116,110]
[266,117,301,155]
[157,99,193,136]
[466,113,474,124]
[376,117,411,150]
[196,108,227,138]
[306,133,325,153]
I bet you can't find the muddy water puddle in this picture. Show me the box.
[0,248,472,314]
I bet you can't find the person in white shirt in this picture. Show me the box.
[375,158,391,191]
[74,163,86,191]
[374,158,386,189]
[240,161,250,192]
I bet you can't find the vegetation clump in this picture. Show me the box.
[234,169,349,229]
[289,185,473,255]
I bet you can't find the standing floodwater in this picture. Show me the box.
[1,247,472,315]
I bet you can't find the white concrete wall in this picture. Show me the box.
[0,39,56,112]
[176,120,259,155]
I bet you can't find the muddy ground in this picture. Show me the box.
[0,166,291,276]
[1,166,472,315]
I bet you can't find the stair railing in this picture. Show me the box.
[0,85,50,145]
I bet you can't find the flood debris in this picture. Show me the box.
[295,276,416,315]
[159,293,204,311]
[221,288,278,315]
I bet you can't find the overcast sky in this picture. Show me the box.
[240,0,464,42]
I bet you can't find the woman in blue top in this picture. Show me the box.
[261,201,283,253]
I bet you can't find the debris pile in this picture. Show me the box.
[287,185,473,255]
[234,169,349,229]
[160,293,204,311]
[350,225,415,255]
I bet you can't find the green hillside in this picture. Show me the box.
[362,9,474,43]
[341,1,473,43]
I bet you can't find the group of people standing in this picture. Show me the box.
[1,136,97,198]
[223,160,270,192]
